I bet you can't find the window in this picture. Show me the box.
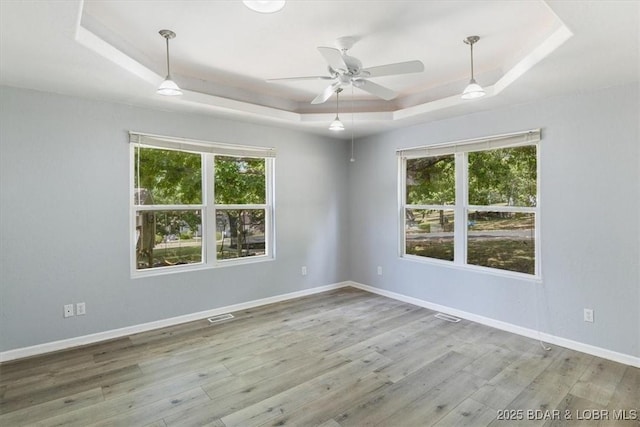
[399,130,540,277]
[130,133,275,275]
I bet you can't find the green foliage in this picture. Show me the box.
[134,147,202,205]
[406,155,455,205]
[468,146,536,206]
[405,146,536,208]
[406,238,534,274]
[214,157,267,259]
[134,148,268,267]
[148,245,202,267]
[215,156,266,204]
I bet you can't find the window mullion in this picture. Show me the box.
[204,153,216,265]
[214,204,268,210]
[454,152,467,265]
[398,157,406,257]
[266,157,274,258]
[135,204,205,211]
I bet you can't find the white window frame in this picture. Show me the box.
[398,129,541,280]
[130,132,275,277]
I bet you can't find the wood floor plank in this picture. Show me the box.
[334,351,474,427]
[462,344,521,380]
[204,353,350,399]
[256,371,388,427]
[0,337,132,384]
[373,333,458,383]
[176,353,352,424]
[0,364,142,415]
[607,366,640,411]
[487,348,594,427]
[471,350,557,410]
[0,387,103,426]
[0,287,635,427]
[102,361,232,400]
[432,397,497,427]
[543,393,605,427]
[89,387,211,427]
[37,372,212,427]
[374,370,487,427]
[568,357,627,406]
[220,352,392,427]
[604,366,640,427]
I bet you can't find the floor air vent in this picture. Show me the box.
[208,313,234,323]
[435,313,461,323]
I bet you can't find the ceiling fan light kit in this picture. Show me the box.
[462,79,485,99]
[462,35,485,100]
[329,88,345,131]
[157,77,182,96]
[157,29,182,96]
[242,0,286,13]
[329,116,345,131]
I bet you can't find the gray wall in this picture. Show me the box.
[1,83,638,359]
[349,83,640,358]
[0,86,351,352]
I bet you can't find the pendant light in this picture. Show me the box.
[243,1,286,13]
[462,35,485,100]
[329,88,345,131]
[157,30,182,96]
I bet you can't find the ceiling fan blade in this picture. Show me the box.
[317,47,348,72]
[267,76,333,82]
[311,81,341,104]
[362,60,424,78]
[355,79,397,100]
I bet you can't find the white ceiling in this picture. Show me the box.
[1,1,638,139]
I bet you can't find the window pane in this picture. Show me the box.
[406,155,455,205]
[405,208,454,261]
[468,146,537,207]
[215,156,266,204]
[134,147,202,205]
[135,210,202,270]
[467,211,535,274]
[216,209,266,260]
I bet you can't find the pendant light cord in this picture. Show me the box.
[469,42,474,80]
[165,37,171,77]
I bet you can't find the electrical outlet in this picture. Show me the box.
[377,266,383,275]
[77,302,86,316]
[64,304,74,318]
[301,266,307,276]
[584,308,594,323]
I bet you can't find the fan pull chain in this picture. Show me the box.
[350,84,355,162]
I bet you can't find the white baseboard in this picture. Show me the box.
[3,280,638,368]
[0,282,350,363]
[348,281,640,368]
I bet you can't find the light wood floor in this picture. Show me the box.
[0,288,638,427]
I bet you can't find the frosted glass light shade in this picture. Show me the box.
[243,1,286,13]
[329,116,345,131]
[462,79,485,100]
[157,77,182,96]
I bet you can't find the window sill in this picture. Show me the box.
[399,254,542,283]
[132,255,274,279]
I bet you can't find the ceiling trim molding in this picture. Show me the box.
[74,1,572,126]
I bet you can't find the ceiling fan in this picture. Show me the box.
[268,37,425,104]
